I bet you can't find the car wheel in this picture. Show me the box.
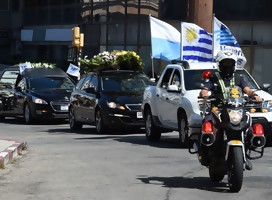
[69,107,82,130]
[95,109,107,134]
[179,112,189,148]
[144,108,161,141]
[24,103,33,124]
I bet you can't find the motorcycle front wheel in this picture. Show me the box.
[228,146,244,193]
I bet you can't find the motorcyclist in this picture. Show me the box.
[198,49,262,169]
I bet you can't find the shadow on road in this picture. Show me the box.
[137,175,229,193]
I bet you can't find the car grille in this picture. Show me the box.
[125,104,141,111]
[50,100,69,112]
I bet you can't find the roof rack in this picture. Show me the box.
[170,60,189,69]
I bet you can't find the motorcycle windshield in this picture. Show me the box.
[226,86,244,107]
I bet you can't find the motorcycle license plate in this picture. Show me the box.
[137,112,143,118]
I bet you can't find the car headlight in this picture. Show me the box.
[107,102,125,110]
[262,100,272,112]
[32,96,48,104]
[228,109,243,125]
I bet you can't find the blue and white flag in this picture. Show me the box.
[149,16,181,61]
[66,63,80,77]
[19,62,32,74]
[181,22,213,63]
[213,16,247,67]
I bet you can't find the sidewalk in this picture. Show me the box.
[0,139,23,168]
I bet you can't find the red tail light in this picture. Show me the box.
[202,70,212,79]
[253,124,264,136]
[202,121,213,133]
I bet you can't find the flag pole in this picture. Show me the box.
[180,22,183,61]
[212,13,215,62]
[149,14,154,78]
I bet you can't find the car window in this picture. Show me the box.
[160,68,173,88]
[0,70,19,85]
[75,77,86,89]
[81,76,92,90]
[17,78,27,90]
[237,70,259,89]
[90,75,98,88]
[29,76,74,90]
[102,73,152,92]
[170,69,181,87]
[183,69,260,90]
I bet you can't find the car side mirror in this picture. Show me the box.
[167,84,180,92]
[85,87,97,94]
[261,83,270,92]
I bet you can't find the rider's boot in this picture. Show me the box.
[245,159,252,170]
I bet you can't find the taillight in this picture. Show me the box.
[253,124,264,136]
[202,121,213,133]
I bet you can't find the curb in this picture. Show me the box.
[0,140,23,168]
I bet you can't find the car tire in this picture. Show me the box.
[144,108,161,141]
[24,103,33,124]
[69,107,82,130]
[178,112,189,148]
[95,109,107,134]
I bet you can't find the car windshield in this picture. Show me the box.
[184,69,259,90]
[101,73,152,92]
[0,70,19,85]
[29,76,75,90]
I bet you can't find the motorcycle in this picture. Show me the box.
[189,85,266,192]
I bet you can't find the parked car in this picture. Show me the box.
[69,70,153,133]
[0,67,75,123]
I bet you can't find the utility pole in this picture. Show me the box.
[188,0,213,32]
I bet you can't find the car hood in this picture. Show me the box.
[101,91,143,104]
[30,89,72,102]
[255,90,272,101]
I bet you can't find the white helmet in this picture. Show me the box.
[216,50,237,76]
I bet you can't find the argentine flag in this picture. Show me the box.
[149,16,181,61]
[213,16,247,67]
[181,22,213,63]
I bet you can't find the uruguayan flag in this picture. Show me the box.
[213,16,247,67]
[66,63,80,77]
[149,16,181,61]
[181,22,213,62]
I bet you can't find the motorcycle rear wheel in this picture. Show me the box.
[228,146,244,193]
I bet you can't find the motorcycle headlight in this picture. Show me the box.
[228,109,243,125]
[107,102,125,110]
[32,96,48,104]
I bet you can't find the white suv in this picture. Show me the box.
[142,61,272,146]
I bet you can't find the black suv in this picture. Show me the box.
[69,70,152,133]
[0,67,75,123]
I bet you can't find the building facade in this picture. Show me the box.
[0,0,272,91]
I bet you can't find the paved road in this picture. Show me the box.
[0,118,272,200]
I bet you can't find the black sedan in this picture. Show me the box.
[0,67,75,123]
[69,70,153,133]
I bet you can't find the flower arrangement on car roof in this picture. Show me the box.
[30,62,56,68]
[16,62,56,69]
[79,50,143,72]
